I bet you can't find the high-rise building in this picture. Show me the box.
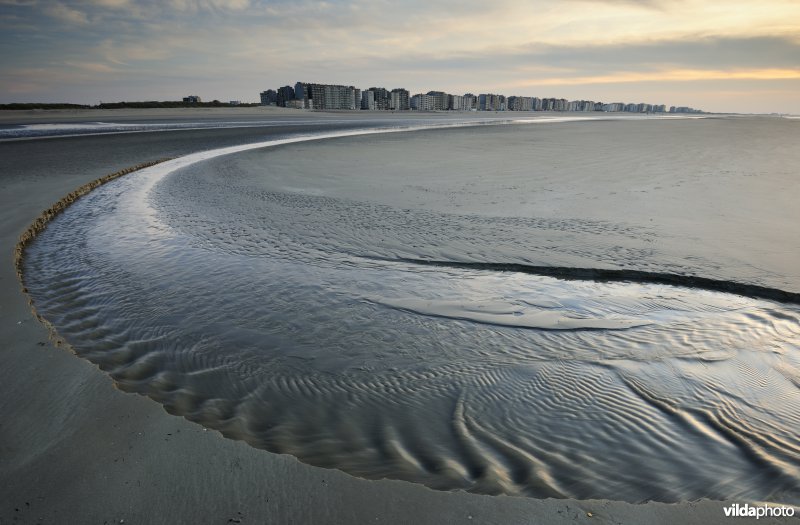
[276,85,295,107]
[426,91,448,110]
[366,87,390,110]
[478,94,503,111]
[362,90,375,110]
[294,82,309,108]
[259,81,697,114]
[325,84,357,109]
[447,94,465,110]
[670,106,702,113]
[297,83,359,110]
[307,84,324,109]
[463,94,477,111]
[390,88,410,110]
[411,93,437,111]
[507,96,533,111]
[259,90,277,105]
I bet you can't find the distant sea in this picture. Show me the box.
[22,115,800,503]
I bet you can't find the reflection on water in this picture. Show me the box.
[23,122,800,503]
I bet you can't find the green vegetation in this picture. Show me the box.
[0,101,261,110]
[0,103,91,110]
[97,100,260,109]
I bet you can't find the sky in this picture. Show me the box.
[1,0,799,113]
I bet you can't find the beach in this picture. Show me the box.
[1,108,797,524]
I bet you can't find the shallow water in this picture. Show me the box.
[24,117,800,502]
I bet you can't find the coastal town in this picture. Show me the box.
[254,81,703,114]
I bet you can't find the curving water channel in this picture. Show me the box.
[22,119,800,503]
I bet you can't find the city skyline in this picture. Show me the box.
[1,0,799,114]
[258,81,701,113]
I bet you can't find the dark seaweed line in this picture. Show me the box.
[369,256,800,305]
[13,158,173,342]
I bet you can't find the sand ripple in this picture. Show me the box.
[22,123,800,503]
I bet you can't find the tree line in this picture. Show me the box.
[0,101,261,110]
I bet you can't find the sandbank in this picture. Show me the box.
[0,113,792,524]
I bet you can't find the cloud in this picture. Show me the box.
[165,0,252,12]
[96,37,177,64]
[0,80,42,94]
[508,68,800,88]
[556,0,673,9]
[522,36,800,72]
[357,35,800,84]
[0,0,798,112]
[63,61,119,73]
[88,0,132,6]
[44,3,90,24]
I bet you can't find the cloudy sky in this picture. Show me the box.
[1,0,799,113]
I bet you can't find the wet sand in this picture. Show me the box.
[0,110,794,523]
[0,105,319,124]
[0,105,521,126]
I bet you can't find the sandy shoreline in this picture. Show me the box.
[0,106,317,124]
[0,105,712,126]
[0,114,793,524]
[0,106,486,126]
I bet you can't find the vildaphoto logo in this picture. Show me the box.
[723,503,795,519]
